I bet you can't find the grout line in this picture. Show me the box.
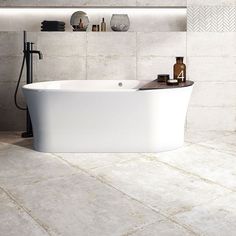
[186,26,189,129]
[122,219,163,236]
[185,131,236,146]
[141,152,235,193]
[196,142,236,156]
[135,31,138,80]
[52,153,199,236]
[85,32,88,80]
[0,186,54,236]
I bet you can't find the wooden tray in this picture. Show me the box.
[139,80,194,90]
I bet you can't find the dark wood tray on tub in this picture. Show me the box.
[139,80,194,90]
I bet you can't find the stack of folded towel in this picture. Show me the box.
[41,21,65,31]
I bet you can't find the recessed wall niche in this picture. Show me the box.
[0,7,186,32]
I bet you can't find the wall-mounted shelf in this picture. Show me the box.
[0,7,187,32]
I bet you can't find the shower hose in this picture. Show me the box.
[14,55,27,111]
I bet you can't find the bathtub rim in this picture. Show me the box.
[22,79,194,93]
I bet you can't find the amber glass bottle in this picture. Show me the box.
[101,18,106,32]
[173,57,186,83]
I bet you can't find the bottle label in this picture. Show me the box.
[177,70,185,81]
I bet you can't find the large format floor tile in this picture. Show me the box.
[184,130,232,144]
[129,219,193,236]
[56,153,143,170]
[0,131,235,236]
[7,174,163,236]
[91,157,230,216]
[199,133,236,155]
[0,144,77,188]
[174,193,236,236]
[145,144,236,190]
[0,189,48,236]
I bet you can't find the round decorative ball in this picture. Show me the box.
[70,11,89,31]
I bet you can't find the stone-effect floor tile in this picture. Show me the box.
[56,153,143,170]
[128,219,193,236]
[199,133,236,155]
[0,132,33,149]
[0,189,48,236]
[7,174,163,236]
[146,144,236,190]
[0,144,77,188]
[174,193,236,236]
[91,158,230,216]
[185,130,232,144]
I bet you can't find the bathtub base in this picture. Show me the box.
[33,134,185,153]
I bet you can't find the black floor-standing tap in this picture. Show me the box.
[14,31,43,138]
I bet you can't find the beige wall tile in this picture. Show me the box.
[37,32,86,57]
[187,57,236,82]
[87,56,136,80]
[87,32,136,57]
[137,32,186,57]
[189,82,236,107]
[36,56,86,81]
[187,33,236,57]
[137,56,176,80]
[187,107,236,131]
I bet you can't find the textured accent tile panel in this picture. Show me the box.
[188,6,236,32]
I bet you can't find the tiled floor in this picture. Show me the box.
[0,131,236,236]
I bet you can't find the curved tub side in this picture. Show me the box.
[140,86,193,152]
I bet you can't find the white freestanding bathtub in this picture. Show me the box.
[22,80,193,153]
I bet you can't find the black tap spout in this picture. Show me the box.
[28,50,43,60]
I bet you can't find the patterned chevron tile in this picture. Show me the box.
[188,6,236,32]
